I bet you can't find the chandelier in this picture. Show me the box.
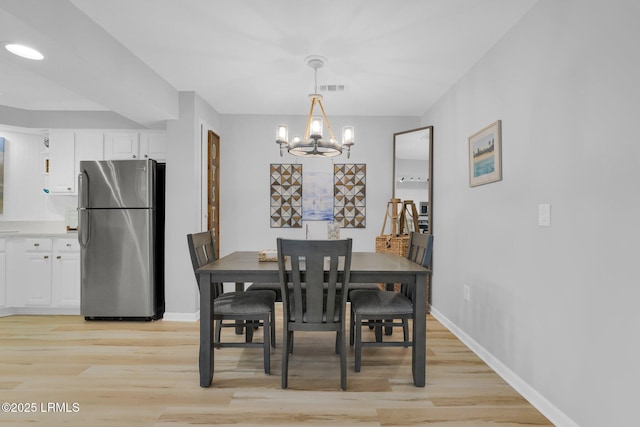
[276,56,354,158]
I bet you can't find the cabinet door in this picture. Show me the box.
[105,132,140,160]
[25,253,52,306]
[52,251,80,307]
[52,239,80,307]
[49,130,76,193]
[139,131,166,161]
[76,131,104,171]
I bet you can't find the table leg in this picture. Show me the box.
[235,282,245,335]
[412,272,427,387]
[199,273,213,387]
[384,283,394,336]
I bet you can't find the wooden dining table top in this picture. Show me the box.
[196,250,429,283]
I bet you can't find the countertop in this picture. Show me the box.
[0,221,77,238]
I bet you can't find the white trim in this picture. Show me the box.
[162,311,199,322]
[430,307,579,427]
[0,307,80,316]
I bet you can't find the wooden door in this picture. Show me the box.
[207,131,220,256]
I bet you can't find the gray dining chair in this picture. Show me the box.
[277,237,353,390]
[187,230,276,374]
[349,232,433,372]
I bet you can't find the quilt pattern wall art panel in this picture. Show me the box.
[334,163,366,228]
[270,164,303,228]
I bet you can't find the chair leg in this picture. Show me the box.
[355,313,362,373]
[270,304,276,348]
[263,315,271,375]
[339,329,347,391]
[402,318,409,347]
[214,320,222,348]
[374,320,383,342]
[349,306,355,347]
[245,321,254,343]
[281,329,291,389]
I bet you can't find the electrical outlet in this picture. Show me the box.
[463,284,471,302]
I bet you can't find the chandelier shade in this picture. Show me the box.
[276,56,354,158]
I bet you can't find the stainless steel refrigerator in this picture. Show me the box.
[78,159,165,320]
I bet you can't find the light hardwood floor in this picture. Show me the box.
[0,311,552,426]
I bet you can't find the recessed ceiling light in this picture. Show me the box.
[5,43,44,60]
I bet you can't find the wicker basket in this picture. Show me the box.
[375,235,410,257]
[375,235,409,293]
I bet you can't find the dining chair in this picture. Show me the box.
[349,232,433,372]
[277,237,353,390]
[187,230,276,374]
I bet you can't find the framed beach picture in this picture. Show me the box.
[302,170,334,221]
[468,120,502,187]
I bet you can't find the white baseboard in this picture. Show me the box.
[162,311,199,322]
[430,307,579,427]
[0,307,80,317]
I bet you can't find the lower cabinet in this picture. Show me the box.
[52,239,81,307]
[5,237,80,313]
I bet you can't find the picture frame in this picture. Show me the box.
[469,120,502,187]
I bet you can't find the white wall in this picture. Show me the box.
[219,114,419,255]
[163,91,222,319]
[425,1,640,426]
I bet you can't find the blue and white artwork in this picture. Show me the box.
[302,170,333,221]
[472,133,495,178]
[469,120,502,187]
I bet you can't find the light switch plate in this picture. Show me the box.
[538,204,551,226]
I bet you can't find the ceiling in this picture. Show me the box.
[0,0,537,127]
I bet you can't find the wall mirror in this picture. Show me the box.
[393,126,433,234]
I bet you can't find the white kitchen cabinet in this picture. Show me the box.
[22,238,53,307]
[0,239,6,307]
[104,131,140,160]
[139,131,166,161]
[105,130,166,161]
[76,130,104,169]
[48,131,76,194]
[5,237,81,312]
[52,239,81,307]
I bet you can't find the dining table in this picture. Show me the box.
[196,250,429,387]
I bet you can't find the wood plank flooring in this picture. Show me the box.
[0,310,552,426]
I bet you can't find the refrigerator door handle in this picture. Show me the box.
[78,170,89,208]
[78,209,90,248]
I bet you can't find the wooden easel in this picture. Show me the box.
[399,200,419,235]
[380,198,403,236]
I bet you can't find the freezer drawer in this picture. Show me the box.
[79,208,158,319]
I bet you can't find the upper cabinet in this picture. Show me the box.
[48,130,104,195]
[139,131,166,161]
[48,130,76,194]
[104,131,139,160]
[47,129,166,195]
[75,131,105,168]
[105,130,166,162]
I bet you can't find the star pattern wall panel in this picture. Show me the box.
[270,164,303,228]
[334,164,366,228]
